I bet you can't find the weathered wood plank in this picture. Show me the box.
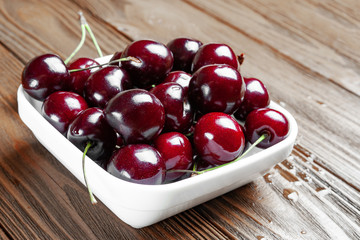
[0,0,130,63]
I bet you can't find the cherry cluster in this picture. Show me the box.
[21,37,289,192]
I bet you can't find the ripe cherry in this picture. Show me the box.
[191,43,238,73]
[194,112,245,165]
[188,64,245,114]
[84,66,132,108]
[154,132,193,182]
[167,38,203,73]
[244,108,289,148]
[67,108,117,167]
[41,91,88,135]
[150,82,193,133]
[67,57,100,95]
[107,144,166,184]
[121,40,174,88]
[234,77,270,121]
[22,54,69,100]
[163,71,192,96]
[104,89,165,144]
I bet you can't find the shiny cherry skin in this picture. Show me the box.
[150,82,193,133]
[244,108,289,148]
[121,40,174,88]
[188,64,245,114]
[84,66,132,108]
[104,89,165,144]
[191,43,238,73]
[22,54,69,100]
[42,91,88,135]
[67,57,100,95]
[234,77,270,121]
[163,71,192,96]
[154,132,193,182]
[167,38,203,73]
[109,51,123,66]
[107,144,166,185]
[67,108,117,167]
[194,112,245,165]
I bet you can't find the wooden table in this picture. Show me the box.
[1,0,360,239]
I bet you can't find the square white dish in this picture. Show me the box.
[17,55,298,228]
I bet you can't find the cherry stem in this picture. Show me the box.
[167,133,269,176]
[238,53,245,65]
[69,56,141,73]
[83,142,97,205]
[64,18,86,65]
[79,11,103,58]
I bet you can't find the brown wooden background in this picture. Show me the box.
[1,0,360,239]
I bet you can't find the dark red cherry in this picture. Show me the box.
[121,40,174,88]
[191,43,238,73]
[109,51,123,66]
[104,89,165,144]
[84,66,132,108]
[188,64,245,114]
[167,38,203,73]
[115,132,124,147]
[234,77,270,121]
[163,71,192,95]
[154,132,193,182]
[42,91,88,135]
[67,57,100,95]
[107,144,165,185]
[150,82,193,133]
[244,108,289,149]
[67,108,117,167]
[22,54,69,100]
[194,112,245,165]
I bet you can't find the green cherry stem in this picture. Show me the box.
[79,11,103,58]
[83,142,97,205]
[64,14,86,64]
[69,56,141,73]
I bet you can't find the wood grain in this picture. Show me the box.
[1,0,360,239]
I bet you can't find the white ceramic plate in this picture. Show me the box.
[17,55,298,228]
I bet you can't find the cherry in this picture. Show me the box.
[84,66,132,108]
[41,91,88,135]
[22,54,69,100]
[154,132,193,182]
[107,144,166,184]
[150,82,193,133]
[188,64,245,114]
[167,38,203,73]
[244,108,289,148]
[121,40,174,88]
[194,112,245,165]
[191,43,238,73]
[67,107,117,167]
[234,77,270,121]
[115,132,125,147]
[109,51,123,66]
[67,57,100,95]
[104,89,165,144]
[163,71,192,96]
